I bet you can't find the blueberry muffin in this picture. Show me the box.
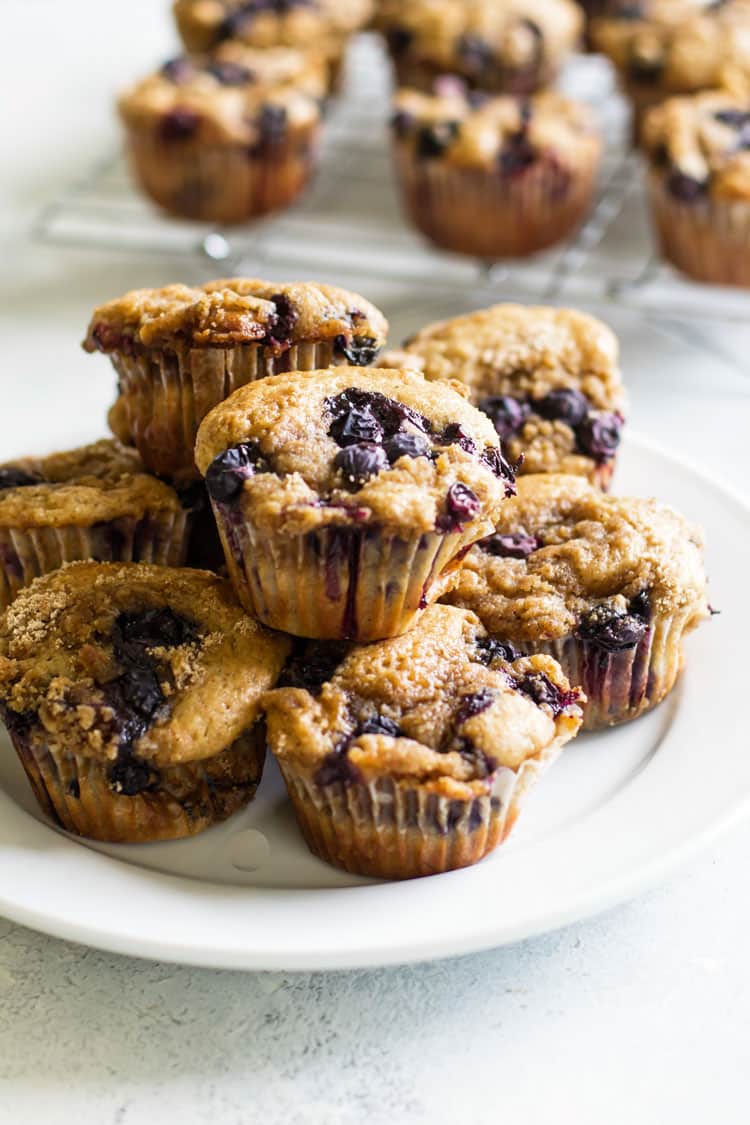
[380,0,582,95]
[642,89,750,286]
[0,562,290,843]
[173,0,374,90]
[118,47,326,225]
[264,604,583,878]
[0,440,190,609]
[195,367,516,641]
[445,474,710,729]
[84,279,388,481]
[591,0,750,138]
[391,86,601,259]
[392,304,625,489]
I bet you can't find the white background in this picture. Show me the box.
[1,2,749,1122]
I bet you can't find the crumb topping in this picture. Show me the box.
[0,562,289,766]
[83,279,388,355]
[446,473,709,639]
[263,604,583,795]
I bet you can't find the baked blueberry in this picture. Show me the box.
[205,442,266,502]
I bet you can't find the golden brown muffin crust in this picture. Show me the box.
[396,305,625,478]
[391,87,600,169]
[643,89,750,201]
[195,366,515,535]
[83,279,388,355]
[264,604,583,796]
[0,441,183,530]
[0,562,290,766]
[118,47,324,146]
[446,473,709,640]
[173,0,373,51]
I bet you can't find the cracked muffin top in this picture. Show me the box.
[643,88,750,201]
[83,279,388,359]
[391,304,625,479]
[391,86,600,168]
[445,473,710,643]
[0,441,184,529]
[0,563,290,775]
[591,0,750,94]
[118,45,325,146]
[195,366,516,535]
[173,0,374,52]
[380,0,582,78]
[263,604,583,797]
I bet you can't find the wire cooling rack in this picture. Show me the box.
[31,33,750,323]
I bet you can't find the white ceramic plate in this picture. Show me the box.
[0,435,745,969]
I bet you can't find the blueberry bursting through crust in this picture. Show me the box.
[479,386,623,464]
[576,591,651,652]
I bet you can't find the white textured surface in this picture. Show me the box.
[1,1,750,1121]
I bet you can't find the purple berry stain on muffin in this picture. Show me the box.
[437,483,481,531]
[333,335,382,366]
[481,533,542,558]
[161,57,195,84]
[473,636,520,665]
[453,688,496,726]
[576,595,650,652]
[499,130,537,177]
[666,170,708,203]
[280,640,349,694]
[515,671,579,716]
[266,292,299,348]
[207,60,255,86]
[205,442,267,502]
[439,423,478,456]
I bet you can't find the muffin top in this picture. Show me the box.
[0,440,184,530]
[380,0,582,74]
[118,45,325,146]
[0,563,290,780]
[391,86,600,168]
[195,366,516,535]
[173,0,373,51]
[264,604,583,798]
[83,279,388,360]
[643,88,750,201]
[391,304,625,478]
[591,0,750,93]
[446,473,710,643]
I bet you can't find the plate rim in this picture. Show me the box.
[0,432,747,971]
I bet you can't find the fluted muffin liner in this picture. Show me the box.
[0,510,189,610]
[212,509,484,641]
[108,338,337,480]
[276,732,567,879]
[9,723,266,844]
[513,610,692,730]
[124,123,321,226]
[647,171,750,288]
[393,144,599,259]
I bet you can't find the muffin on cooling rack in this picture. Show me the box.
[0,440,190,609]
[591,0,750,138]
[195,366,516,641]
[118,46,326,225]
[264,604,583,879]
[173,0,374,90]
[642,89,750,286]
[379,0,582,95]
[391,86,601,259]
[84,279,388,480]
[0,562,290,843]
[445,474,710,730]
[391,304,625,488]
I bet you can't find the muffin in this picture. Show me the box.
[118,46,326,225]
[445,474,710,729]
[392,304,625,489]
[379,0,582,95]
[391,86,601,259]
[0,440,190,610]
[264,604,583,878]
[0,562,290,843]
[642,89,750,286]
[172,0,374,90]
[195,366,517,641]
[591,0,750,138]
[84,278,388,481]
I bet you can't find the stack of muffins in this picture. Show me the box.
[0,279,710,880]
